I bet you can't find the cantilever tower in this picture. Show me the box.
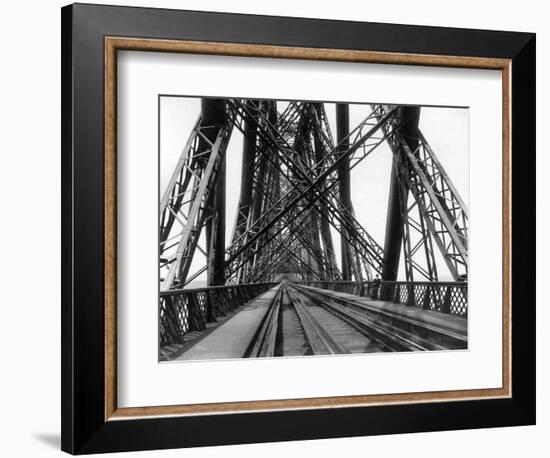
[159,99,468,291]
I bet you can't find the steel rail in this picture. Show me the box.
[290,284,467,351]
[246,286,283,358]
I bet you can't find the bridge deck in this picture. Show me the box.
[175,285,281,361]
[171,283,466,361]
[301,285,467,336]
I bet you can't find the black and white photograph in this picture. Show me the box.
[159,97,469,361]
[0,0,542,456]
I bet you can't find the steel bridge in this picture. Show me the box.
[159,99,468,361]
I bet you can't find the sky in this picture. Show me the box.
[160,97,469,283]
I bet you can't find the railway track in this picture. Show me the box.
[246,282,466,358]
[246,282,380,357]
[292,283,467,352]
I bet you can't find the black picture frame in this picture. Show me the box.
[61,3,536,454]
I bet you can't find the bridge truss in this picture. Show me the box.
[160,99,468,291]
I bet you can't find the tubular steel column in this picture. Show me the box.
[236,100,258,231]
[381,106,420,281]
[202,98,227,289]
[381,161,403,281]
[336,103,352,280]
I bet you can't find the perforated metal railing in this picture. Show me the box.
[160,283,275,347]
[298,280,468,317]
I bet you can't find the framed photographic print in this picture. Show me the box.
[61,3,536,454]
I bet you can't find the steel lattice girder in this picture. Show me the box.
[373,104,468,281]
[181,102,338,286]
[227,102,337,283]
[229,103,343,283]
[222,100,395,281]
[160,112,234,290]
[161,99,468,287]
